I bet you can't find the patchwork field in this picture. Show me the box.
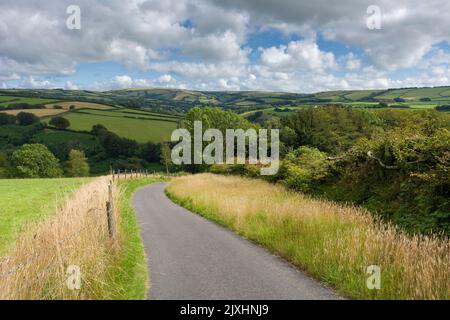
[0,178,90,254]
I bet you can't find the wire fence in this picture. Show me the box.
[110,168,150,182]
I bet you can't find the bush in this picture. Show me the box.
[12,144,62,178]
[331,125,450,235]
[17,112,39,126]
[49,116,70,130]
[280,146,329,192]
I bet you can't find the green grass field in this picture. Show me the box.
[76,108,180,122]
[62,111,178,143]
[110,108,183,119]
[0,178,90,254]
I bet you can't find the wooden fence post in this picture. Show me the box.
[106,181,116,241]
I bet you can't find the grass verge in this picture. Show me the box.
[107,176,167,299]
[166,174,450,300]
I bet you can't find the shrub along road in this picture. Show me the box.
[132,183,340,300]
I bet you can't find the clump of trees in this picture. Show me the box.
[17,112,39,126]
[12,144,62,178]
[6,144,91,178]
[436,105,450,111]
[49,116,70,129]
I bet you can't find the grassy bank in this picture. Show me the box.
[109,176,166,299]
[166,174,450,300]
[0,175,166,299]
[0,177,117,299]
[0,178,91,254]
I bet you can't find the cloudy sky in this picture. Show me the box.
[1,0,450,92]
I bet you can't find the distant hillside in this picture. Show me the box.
[2,86,450,113]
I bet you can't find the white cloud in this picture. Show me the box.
[94,74,181,90]
[1,0,450,92]
[260,40,336,71]
[157,74,175,83]
[113,75,134,88]
[344,53,361,71]
[65,81,79,90]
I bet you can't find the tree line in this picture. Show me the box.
[180,106,450,236]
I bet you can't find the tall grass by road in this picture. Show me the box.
[0,177,118,299]
[0,175,166,299]
[167,174,450,299]
[0,178,90,255]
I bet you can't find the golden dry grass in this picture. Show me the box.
[0,176,119,299]
[167,173,450,300]
[45,101,114,110]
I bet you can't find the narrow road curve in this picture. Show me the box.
[132,183,340,300]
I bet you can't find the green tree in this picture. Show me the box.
[49,116,70,129]
[66,149,90,177]
[160,142,171,174]
[17,112,39,126]
[12,144,62,178]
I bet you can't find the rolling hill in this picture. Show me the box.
[2,86,450,115]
